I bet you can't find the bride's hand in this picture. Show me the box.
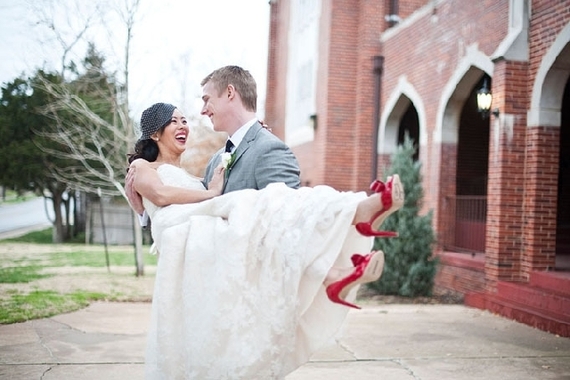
[208,165,225,196]
[126,159,148,215]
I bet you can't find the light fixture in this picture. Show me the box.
[476,78,500,118]
[477,78,492,118]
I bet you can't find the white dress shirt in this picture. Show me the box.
[225,118,257,153]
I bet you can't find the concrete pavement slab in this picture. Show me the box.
[0,364,51,380]
[51,302,150,335]
[0,321,55,364]
[405,357,570,380]
[42,364,144,380]
[337,305,570,359]
[286,360,414,380]
[0,302,569,379]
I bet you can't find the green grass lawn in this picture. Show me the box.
[0,290,109,324]
[0,265,51,283]
[3,226,84,244]
[0,228,157,324]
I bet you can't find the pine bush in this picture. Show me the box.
[366,135,438,297]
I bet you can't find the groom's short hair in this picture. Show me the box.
[201,66,257,112]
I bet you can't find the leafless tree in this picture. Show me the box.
[30,0,145,275]
[28,0,229,276]
[28,0,103,80]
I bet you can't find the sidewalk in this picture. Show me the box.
[1,302,569,379]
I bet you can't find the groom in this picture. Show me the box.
[200,65,300,192]
[125,65,300,215]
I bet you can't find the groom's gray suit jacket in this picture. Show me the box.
[203,122,301,193]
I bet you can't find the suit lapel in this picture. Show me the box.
[232,122,262,165]
[223,122,262,192]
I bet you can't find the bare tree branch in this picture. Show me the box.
[29,0,103,79]
[34,74,129,198]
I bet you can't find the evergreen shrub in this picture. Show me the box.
[367,136,438,297]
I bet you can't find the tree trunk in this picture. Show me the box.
[51,191,65,243]
[74,191,87,235]
[63,194,71,240]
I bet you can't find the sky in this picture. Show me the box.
[0,0,270,121]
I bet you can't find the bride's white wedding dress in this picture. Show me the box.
[143,164,374,380]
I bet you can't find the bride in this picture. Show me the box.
[127,103,404,379]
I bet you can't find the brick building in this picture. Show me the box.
[264,0,570,336]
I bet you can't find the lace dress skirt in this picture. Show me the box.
[143,165,373,380]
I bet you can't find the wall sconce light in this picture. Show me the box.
[476,78,500,119]
[477,78,492,118]
[309,114,317,130]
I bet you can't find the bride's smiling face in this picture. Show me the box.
[153,109,189,156]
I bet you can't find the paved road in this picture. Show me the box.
[0,197,53,238]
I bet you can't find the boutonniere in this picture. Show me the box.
[220,152,236,178]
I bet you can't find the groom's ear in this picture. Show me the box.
[227,84,236,100]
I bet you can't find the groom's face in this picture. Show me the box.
[201,81,231,134]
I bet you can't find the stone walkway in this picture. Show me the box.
[1,302,569,379]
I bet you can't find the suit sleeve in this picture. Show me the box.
[254,139,301,190]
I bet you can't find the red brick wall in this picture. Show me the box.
[381,0,509,203]
[292,1,392,191]
[266,0,570,297]
[398,0,431,19]
[265,0,291,141]
[293,141,316,187]
[521,0,570,276]
[319,0,369,190]
[523,127,560,272]
[438,143,457,250]
[434,252,486,295]
[528,1,570,85]
[484,59,529,290]
[351,1,385,191]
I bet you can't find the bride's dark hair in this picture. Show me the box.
[127,102,177,165]
[128,139,159,164]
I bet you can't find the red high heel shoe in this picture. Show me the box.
[355,174,404,237]
[326,251,385,309]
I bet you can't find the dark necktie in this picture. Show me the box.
[225,140,234,153]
